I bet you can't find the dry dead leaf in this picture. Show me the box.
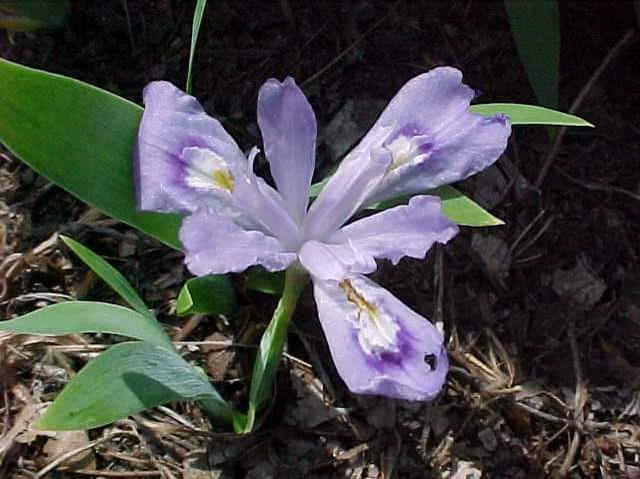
[42,430,96,470]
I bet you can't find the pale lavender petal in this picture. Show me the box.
[136,81,247,214]
[366,113,511,205]
[298,240,376,281]
[231,148,301,249]
[313,276,448,401]
[303,149,391,242]
[258,77,317,224]
[332,195,459,265]
[179,209,296,276]
[334,68,510,206]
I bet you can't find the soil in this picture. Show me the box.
[1,1,639,478]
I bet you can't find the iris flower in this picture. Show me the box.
[135,67,510,401]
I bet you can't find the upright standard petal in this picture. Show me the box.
[336,68,510,206]
[231,148,301,250]
[179,209,296,276]
[303,149,391,242]
[313,276,448,401]
[136,81,247,214]
[258,77,317,225]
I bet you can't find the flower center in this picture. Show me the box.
[182,147,234,193]
[340,279,399,356]
[384,132,433,172]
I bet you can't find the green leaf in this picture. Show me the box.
[504,0,560,108]
[0,301,173,349]
[36,341,233,430]
[245,268,307,432]
[0,59,183,249]
[470,103,593,127]
[60,235,151,318]
[431,186,504,226]
[373,185,504,227]
[186,0,208,94]
[245,268,285,296]
[176,275,236,317]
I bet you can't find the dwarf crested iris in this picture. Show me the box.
[135,67,511,401]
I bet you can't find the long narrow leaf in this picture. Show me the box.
[471,103,593,127]
[61,235,151,318]
[0,59,182,249]
[186,0,208,94]
[0,301,173,349]
[36,341,233,430]
[311,177,504,227]
[504,0,560,108]
[372,185,504,227]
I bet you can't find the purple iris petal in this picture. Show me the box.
[333,195,459,265]
[313,275,448,401]
[303,148,391,242]
[301,196,457,281]
[258,77,317,225]
[179,208,296,276]
[135,81,248,214]
[337,67,510,206]
[298,240,377,281]
[231,149,301,250]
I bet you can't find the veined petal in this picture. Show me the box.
[258,77,317,225]
[179,209,296,276]
[366,113,511,205]
[303,149,391,242]
[313,276,448,401]
[232,148,301,249]
[135,81,248,214]
[336,68,510,206]
[333,195,459,266]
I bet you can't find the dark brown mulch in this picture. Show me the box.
[1,1,639,477]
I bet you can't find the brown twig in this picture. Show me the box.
[535,30,636,188]
[71,470,161,477]
[36,432,138,478]
[557,313,587,477]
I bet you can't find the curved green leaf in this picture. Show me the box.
[0,59,182,249]
[61,235,151,318]
[246,268,285,296]
[0,301,172,349]
[504,0,560,108]
[36,341,233,430]
[471,103,593,127]
[372,185,504,227]
[186,0,208,94]
[176,275,236,317]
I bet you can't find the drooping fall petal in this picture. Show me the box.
[135,81,248,216]
[313,276,448,401]
[338,67,511,206]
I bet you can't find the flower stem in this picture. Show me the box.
[244,265,308,432]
